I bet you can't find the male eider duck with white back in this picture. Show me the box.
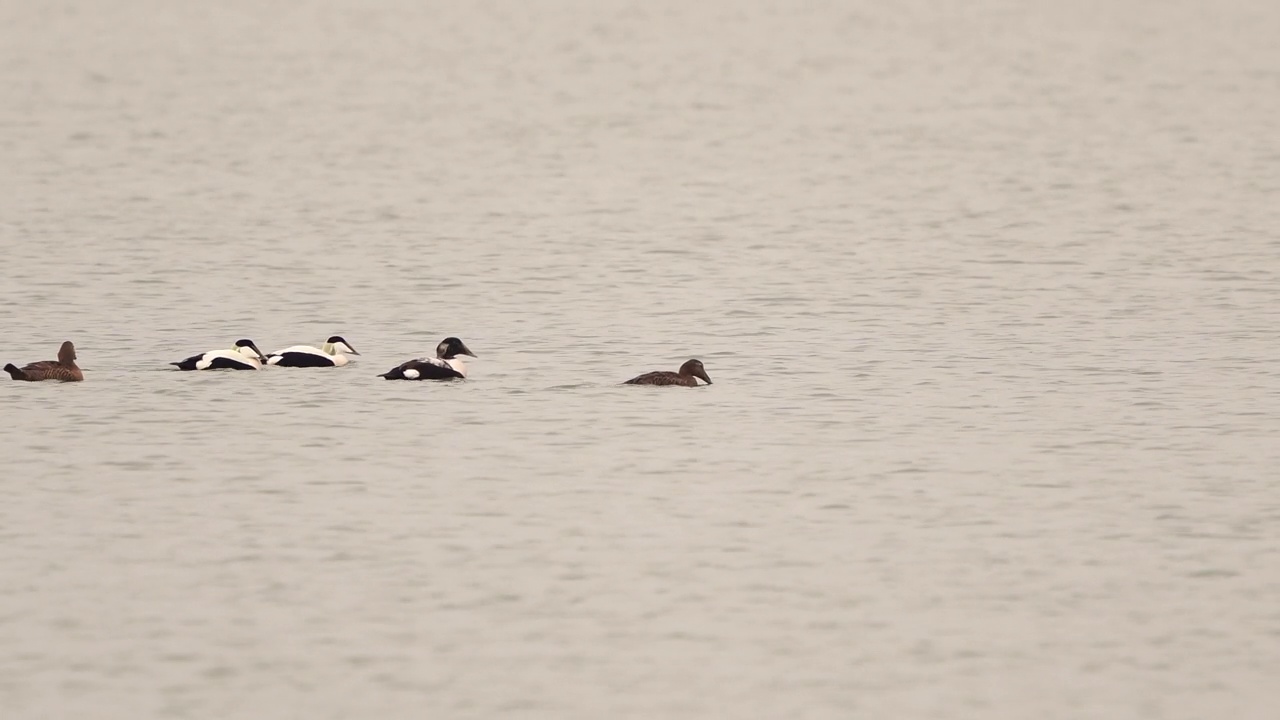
[624,359,712,387]
[379,337,476,380]
[266,336,360,367]
[5,341,84,382]
[171,339,266,371]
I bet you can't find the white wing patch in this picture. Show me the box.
[404,368,420,379]
[273,345,323,356]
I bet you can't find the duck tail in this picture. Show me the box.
[4,363,25,380]
[379,367,404,380]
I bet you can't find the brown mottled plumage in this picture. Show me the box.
[623,359,712,387]
[5,341,84,382]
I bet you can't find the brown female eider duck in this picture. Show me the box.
[5,341,84,382]
[380,337,476,380]
[623,359,712,387]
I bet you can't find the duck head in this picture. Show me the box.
[234,339,266,361]
[679,359,712,385]
[437,337,477,360]
[323,335,360,356]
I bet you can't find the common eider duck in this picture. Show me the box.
[266,336,360,367]
[623,359,712,387]
[379,337,476,380]
[171,339,266,371]
[5,341,84,382]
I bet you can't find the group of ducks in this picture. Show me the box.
[169,335,483,381]
[5,337,714,387]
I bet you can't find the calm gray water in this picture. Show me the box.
[2,0,1279,718]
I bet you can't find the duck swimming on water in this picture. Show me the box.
[266,336,360,367]
[380,337,476,380]
[623,359,712,387]
[171,339,267,371]
[5,341,84,382]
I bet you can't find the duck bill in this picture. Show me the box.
[699,373,712,385]
[458,342,477,358]
[346,344,361,356]
[249,343,267,361]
